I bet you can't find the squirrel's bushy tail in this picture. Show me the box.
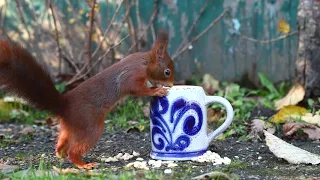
[0,40,65,115]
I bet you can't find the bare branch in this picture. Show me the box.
[239,31,298,44]
[84,0,97,71]
[126,0,159,55]
[172,9,229,60]
[91,0,124,57]
[175,0,208,54]
[15,0,32,41]
[136,0,142,32]
[1,0,7,28]
[66,34,129,85]
[49,1,63,74]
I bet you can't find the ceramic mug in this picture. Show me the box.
[149,85,234,160]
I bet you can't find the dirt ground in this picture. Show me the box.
[1,121,320,180]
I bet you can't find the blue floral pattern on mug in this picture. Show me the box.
[150,96,203,152]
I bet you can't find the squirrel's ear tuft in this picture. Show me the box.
[154,29,169,59]
[156,30,169,44]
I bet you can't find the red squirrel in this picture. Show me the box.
[0,31,174,169]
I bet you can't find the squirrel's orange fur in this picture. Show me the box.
[0,30,174,169]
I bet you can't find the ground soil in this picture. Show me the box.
[0,121,320,180]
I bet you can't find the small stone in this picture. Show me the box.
[106,157,118,162]
[148,160,156,165]
[125,162,134,168]
[223,157,231,165]
[133,151,140,156]
[167,163,178,168]
[258,156,262,160]
[100,158,107,162]
[136,158,144,161]
[116,153,123,159]
[164,169,172,174]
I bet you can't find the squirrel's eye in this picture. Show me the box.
[164,69,171,77]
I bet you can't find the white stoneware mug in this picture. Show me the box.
[149,85,234,160]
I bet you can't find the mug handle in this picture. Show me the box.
[205,96,234,142]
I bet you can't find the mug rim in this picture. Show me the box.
[167,85,202,91]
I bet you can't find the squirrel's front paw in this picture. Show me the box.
[154,88,168,97]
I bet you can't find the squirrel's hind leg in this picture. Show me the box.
[67,120,105,169]
[55,123,70,158]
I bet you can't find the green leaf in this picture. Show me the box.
[308,98,315,107]
[258,72,280,96]
[55,82,66,93]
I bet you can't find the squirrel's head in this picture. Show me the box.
[147,30,174,88]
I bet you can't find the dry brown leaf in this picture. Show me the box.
[207,109,222,123]
[249,119,275,141]
[301,113,320,127]
[52,166,101,176]
[275,84,305,110]
[201,74,220,94]
[302,128,320,139]
[251,119,266,133]
[264,131,320,164]
[284,122,320,139]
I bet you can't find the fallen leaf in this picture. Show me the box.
[207,109,222,123]
[248,119,275,141]
[201,74,220,94]
[52,166,101,176]
[264,131,320,164]
[271,105,308,124]
[0,164,19,174]
[251,119,266,133]
[275,84,305,110]
[301,113,320,127]
[277,18,291,34]
[126,126,141,133]
[283,122,320,139]
[19,126,35,135]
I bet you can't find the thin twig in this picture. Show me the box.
[126,0,158,55]
[49,1,63,74]
[136,0,142,32]
[110,0,132,43]
[175,0,208,54]
[84,0,96,71]
[15,0,31,40]
[91,0,124,57]
[66,34,129,85]
[127,16,137,51]
[239,31,298,44]
[172,9,229,60]
[151,24,156,43]
[1,0,7,28]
